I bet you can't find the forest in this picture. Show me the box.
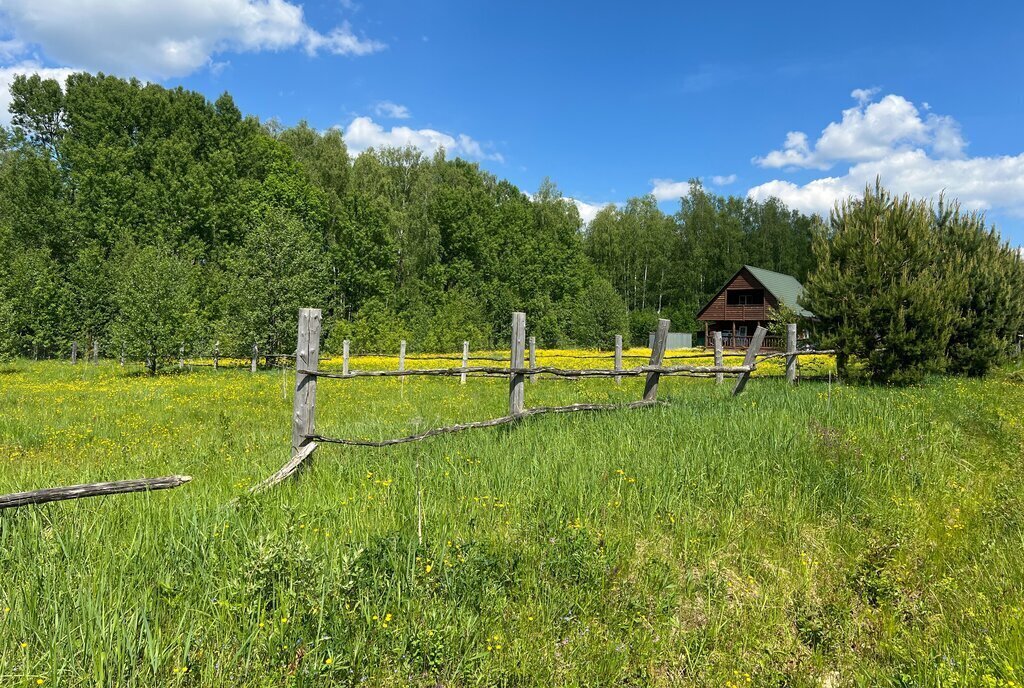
[0,73,817,363]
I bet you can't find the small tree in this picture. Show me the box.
[802,183,963,384]
[111,244,202,373]
[565,277,630,347]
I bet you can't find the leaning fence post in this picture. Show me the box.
[614,334,623,385]
[71,341,78,365]
[732,326,768,396]
[529,336,537,384]
[291,308,322,459]
[342,340,350,376]
[643,319,670,402]
[509,312,526,416]
[714,331,724,385]
[786,323,797,384]
[251,343,258,373]
[460,341,469,384]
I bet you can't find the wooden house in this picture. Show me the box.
[696,265,812,349]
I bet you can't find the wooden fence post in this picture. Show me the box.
[399,340,406,371]
[291,308,321,459]
[643,319,670,402]
[732,325,768,396]
[786,323,797,384]
[93,339,99,365]
[714,331,724,385]
[528,336,537,384]
[213,342,219,370]
[179,344,184,369]
[342,340,350,376]
[509,312,526,416]
[460,341,469,384]
[614,334,623,385]
[71,341,78,365]
[119,344,125,367]
[251,343,258,373]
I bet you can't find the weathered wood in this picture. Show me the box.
[119,344,125,367]
[786,323,798,384]
[303,363,750,380]
[399,340,406,371]
[460,341,469,384]
[291,309,322,460]
[0,475,191,510]
[529,336,537,384]
[643,319,670,401]
[732,325,768,396]
[310,400,659,448]
[342,339,350,376]
[213,342,219,370]
[71,341,78,365]
[92,339,99,365]
[614,334,623,385]
[714,331,724,385]
[509,312,526,415]
[251,343,258,373]
[179,344,185,369]
[248,442,318,495]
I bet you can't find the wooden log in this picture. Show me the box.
[786,323,797,384]
[529,336,537,384]
[732,325,768,396]
[248,442,318,495]
[614,334,623,385]
[460,341,469,384]
[399,340,406,371]
[509,312,526,416]
[71,341,78,365]
[303,363,750,379]
[291,308,321,460]
[342,339,350,376]
[0,475,191,510]
[643,319,670,402]
[714,331,724,385]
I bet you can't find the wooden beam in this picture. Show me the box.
[291,308,321,459]
[786,322,797,384]
[643,318,670,402]
[0,475,191,510]
[509,312,526,415]
[732,325,767,396]
[614,334,623,385]
[714,330,723,385]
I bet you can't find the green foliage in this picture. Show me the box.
[803,183,1023,383]
[110,243,202,372]
[564,277,629,347]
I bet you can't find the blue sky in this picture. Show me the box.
[2,0,1024,243]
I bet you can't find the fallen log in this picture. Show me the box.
[0,475,192,510]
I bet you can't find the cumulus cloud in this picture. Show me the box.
[650,178,691,202]
[748,90,1024,218]
[0,61,76,126]
[373,101,411,119]
[343,116,503,163]
[711,174,737,185]
[0,0,384,79]
[569,198,614,225]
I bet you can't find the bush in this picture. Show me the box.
[564,277,629,347]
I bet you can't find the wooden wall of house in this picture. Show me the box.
[697,267,779,322]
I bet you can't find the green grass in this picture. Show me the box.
[0,359,1023,686]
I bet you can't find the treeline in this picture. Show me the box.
[0,72,820,367]
[803,183,1024,382]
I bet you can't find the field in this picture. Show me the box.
[0,351,1022,687]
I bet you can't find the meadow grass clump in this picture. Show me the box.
[0,354,1022,686]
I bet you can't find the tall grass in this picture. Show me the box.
[0,354,1021,686]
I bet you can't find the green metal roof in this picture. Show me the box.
[743,265,814,318]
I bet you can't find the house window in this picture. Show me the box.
[726,289,764,306]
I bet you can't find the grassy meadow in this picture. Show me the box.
[0,350,1022,686]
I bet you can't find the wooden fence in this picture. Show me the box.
[250,309,830,493]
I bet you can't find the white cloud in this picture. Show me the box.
[650,178,691,202]
[0,0,384,79]
[569,198,614,225]
[850,86,879,105]
[748,95,1024,218]
[754,90,955,170]
[343,115,503,163]
[711,174,737,185]
[372,101,411,119]
[0,61,76,126]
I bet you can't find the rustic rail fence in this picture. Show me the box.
[250,309,831,493]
